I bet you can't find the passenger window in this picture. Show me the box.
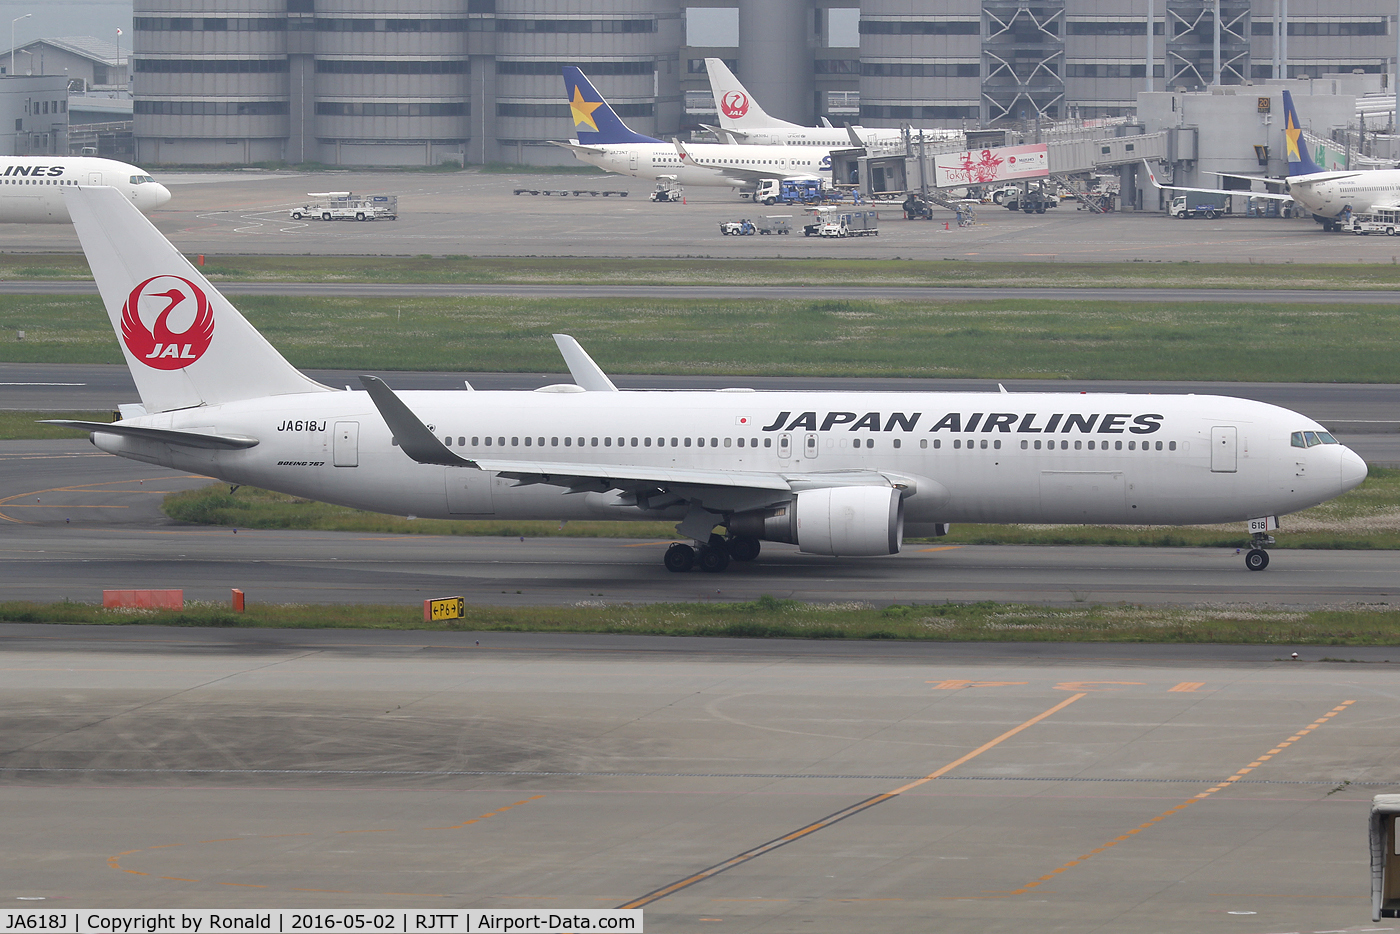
[630,438,638,447]
[673,438,679,446]
[1155,441,1163,451]
[736,438,744,448]
[1128,440,1135,450]
[1073,440,1081,450]
[590,437,598,446]
[980,439,988,450]
[685,438,692,447]
[1021,440,1028,449]
[644,437,652,447]
[538,437,544,446]
[444,436,452,446]
[605,437,612,446]
[1087,440,1094,450]
[933,439,940,449]
[993,439,1001,450]
[1168,441,1176,451]
[920,439,928,449]
[724,438,732,447]
[1115,440,1122,450]
[550,437,558,446]
[697,438,705,447]
[472,437,479,446]
[954,439,962,449]
[484,437,492,446]
[524,437,531,446]
[893,438,901,449]
[458,437,465,447]
[1034,440,1041,450]
[564,437,571,446]
[1061,440,1068,450]
[764,438,771,448]
[711,438,718,447]
[1304,431,1321,446]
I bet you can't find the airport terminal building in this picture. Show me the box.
[130,0,1395,167]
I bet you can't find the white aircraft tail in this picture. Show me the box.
[705,58,800,131]
[64,186,330,413]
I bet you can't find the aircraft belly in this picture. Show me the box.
[0,195,61,223]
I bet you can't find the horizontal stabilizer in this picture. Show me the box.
[39,420,259,450]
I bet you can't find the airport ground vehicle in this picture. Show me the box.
[290,193,398,221]
[649,176,683,202]
[50,185,1368,576]
[1000,185,1058,213]
[754,178,824,205]
[719,218,756,235]
[757,215,791,234]
[811,207,878,238]
[1169,195,1225,219]
[1351,209,1400,235]
[902,196,934,219]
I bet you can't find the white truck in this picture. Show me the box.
[805,206,878,238]
[1351,209,1400,236]
[290,192,398,221]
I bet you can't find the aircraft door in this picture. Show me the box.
[1210,426,1237,473]
[804,432,818,459]
[778,432,791,459]
[87,172,103,186]
[629,150,638,172]
[333,421,359,467]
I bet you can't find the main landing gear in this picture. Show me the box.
[663,534,761,573]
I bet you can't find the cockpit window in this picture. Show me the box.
[1303,431,1321,446]
[129,175,156,184]
[1291,432,1305,448]
[1317,431,1338,444]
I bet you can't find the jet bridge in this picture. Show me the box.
[854,126,1173,206]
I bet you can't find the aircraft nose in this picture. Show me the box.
[1340,446,1368,493]
[151,183,173,208]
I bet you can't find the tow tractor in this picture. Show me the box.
[719,218,756,236]
[290,192,398,221]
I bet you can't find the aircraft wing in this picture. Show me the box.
[1141,160,1294,201]
[359,375,902,516]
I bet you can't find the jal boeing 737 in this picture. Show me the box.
[48,185,1366,574]
[0,156,170,222]
[552,67,839,193]
[1145,90,1399,231]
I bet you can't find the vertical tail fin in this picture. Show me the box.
[561,66,661,145]
[64,185,329,413]
[704,58,800,130]
[1282,90,1325,176]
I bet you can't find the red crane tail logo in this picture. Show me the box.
[120,275,215,370]
[721,91,750,119]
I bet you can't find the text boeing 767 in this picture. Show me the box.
[48,186,1366,574]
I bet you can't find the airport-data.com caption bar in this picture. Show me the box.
[4,912,641,934]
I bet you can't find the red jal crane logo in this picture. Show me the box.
[120,275,215,370]
[721,91,750,119]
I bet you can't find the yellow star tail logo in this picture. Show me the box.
[569,86,603,131]
[1285,111,1301,162]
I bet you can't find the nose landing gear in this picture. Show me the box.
[1243,529,1274,571]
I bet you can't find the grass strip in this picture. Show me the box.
[160,468,1400,550]
[4,597,1400,646]
[6,254,1400,289]
[0,411,112,440]
[7,294,1400,382]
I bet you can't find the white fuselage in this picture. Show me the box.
[1288,169,1400,217]
[0,157,171,222]
[570,142,835,189]
[724,127,904,148]
[92,389,1365,532]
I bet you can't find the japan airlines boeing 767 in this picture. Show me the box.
[49,186,1366,573]
[0,156,170,222]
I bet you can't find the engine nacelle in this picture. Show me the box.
[730,486,903,557]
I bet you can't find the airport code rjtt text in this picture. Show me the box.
[2,912,640,933]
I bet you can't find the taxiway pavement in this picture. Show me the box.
[3,624,1395,933]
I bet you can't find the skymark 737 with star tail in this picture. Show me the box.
[551,66,837,194]
[48,186,1366,574]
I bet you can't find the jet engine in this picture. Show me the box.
[729,486,903,556]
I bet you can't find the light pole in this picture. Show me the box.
[10,13,31,79]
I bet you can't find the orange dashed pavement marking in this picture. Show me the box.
[1168,682,1205,692]
[618,692,1088,909]
[107,794,544,895]
[917,546,962,552]
[928,680,1029,690]
[973,700,1357,898]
